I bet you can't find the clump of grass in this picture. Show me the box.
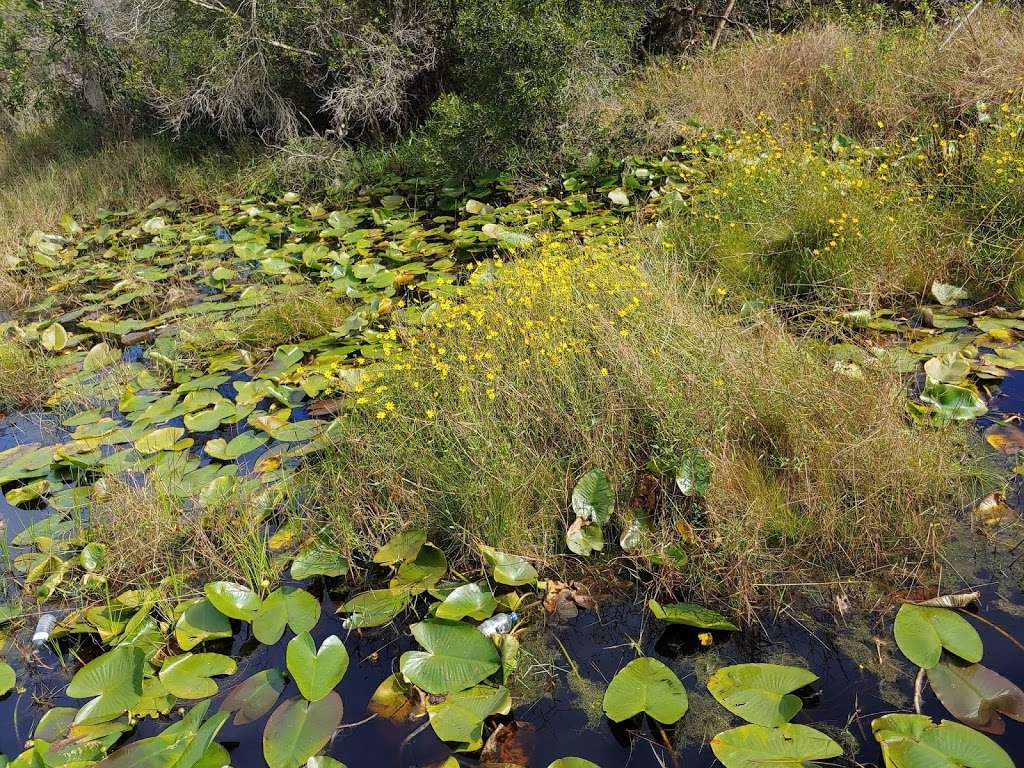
[174,286,354,365]
[660,127,960,305]
[304,238,980,614]
[595,8,1024,157]
[0,337,52,411]
[87,477,278,592]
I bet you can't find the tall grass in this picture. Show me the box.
[302,238,983,614]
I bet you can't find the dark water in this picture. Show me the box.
[2,387,1024,766]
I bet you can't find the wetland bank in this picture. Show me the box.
[3,3,1024,767]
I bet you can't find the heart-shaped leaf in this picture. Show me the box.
[204,581,262,621]
[710,723,843,768]
[291,542,348,580]
[549,761,601,768]
[339,588,409,629]
[253,587,321,645]
[603,657,687,724]
[175,599,233,651]
[479,545,537,586]
[287,632,349,702]
[67,645,144,725]
[220,668,287,725]
[648,599,737,630]
[426,684,510,747]
[0,661,15,695]
[872,714,1013,768]
[263,693,343,768]
[400,619,501,694]
[159,653,237,699]
[572,469,614,525]
[894,604,982,669]
[389,543,447,594]
[708,663,817,726]
[373,528,427,565]
[927,657,1024,734]
[435,582,497,622]
[367,673,424,723]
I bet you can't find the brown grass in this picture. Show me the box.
[593,7,1024,154]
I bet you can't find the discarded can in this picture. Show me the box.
[477,612,518,637]
[32,613,58,648]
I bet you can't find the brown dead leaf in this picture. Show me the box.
[984,423,1024,454]
[976,492,1016,525]
[481,720,535,767]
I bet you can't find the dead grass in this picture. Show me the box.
[0,337,52,411]
[593,7,1024,155]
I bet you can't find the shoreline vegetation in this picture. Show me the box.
[1,5,1024,766]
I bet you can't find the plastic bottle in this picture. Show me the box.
[32,613,57,648]
[477,612,518,637]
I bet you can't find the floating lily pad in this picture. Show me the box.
[894,604,982,669]
[263,693,343,768]
[710,723,843,768]
[373,528,427,565]
[253,587,321,645]
[287,633,349,702]
[339,588,409,628]
[67,645,145,725]
[400,619,501,694]
[927,657,1024,734]
[603,657,687,724]
[707,663,817,726]
[435,582,497,622]
[872,713,1013,768]
[426,684,511,747]
[648,599,737,630]
[204,581,262,621]
[159,652,237,699]
[220,668,287,725]
[479,545,537,586]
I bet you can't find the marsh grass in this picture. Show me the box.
[0,337,53,411]
[593,8,1024,158]
[303,237,985,614]
[86,477,277,592]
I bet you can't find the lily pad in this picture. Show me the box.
[872,713,1013,768]
[291,542,348,580]
[707,663,817,726]
[367,673,423,723]
[479,545,538,586]
[339,588,409,629]
[710,723,843,768]
[572,469,614,525]
[602,657,687,724]
[919,381,987,421]
[159,652,237,699]
[175,599,233,651]
[253,587,321,645]
[263,693,343,768]
[400,619,501,694]
[426,684,511,747]
[67,645,145,725]
[435,582,497,622]
[287,632,349,702]
[893,604,982,669]
[927,657,1024,734]
[373,528,427,565]
[220,668,287,725]
[648,599,737,630]
[204,581,262,621]
[390,543,447,593]
[0,662,15,696]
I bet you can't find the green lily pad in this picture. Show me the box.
[648,599,738,630]
[373,528,427,565]
[134,426,189,454]
[400,619,501,694]
[253,587,321,645]
[479,545,537,586]
[204,581,262,621]
[426,684,510,747]
[263,693,343,768]
[67,645,145,725]
[572,469,614,525]
[390,543,447,594]
[175,599,234,651]
[549,761,601,768]
[0,662,15,696]
[159,652,237,699]
[707,663,817,726]
[919,381,987,420]
[710,723,843,768]
[872,713,1013,768]
[291,542,348,580]
[435,582,497,622]
[603,657,687,724]
[566,518,605,556]
[339,588,409,629]
[287,632,349,702]
[205,431,269,461]
[894,604,982,669]
[220,668,287,725]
